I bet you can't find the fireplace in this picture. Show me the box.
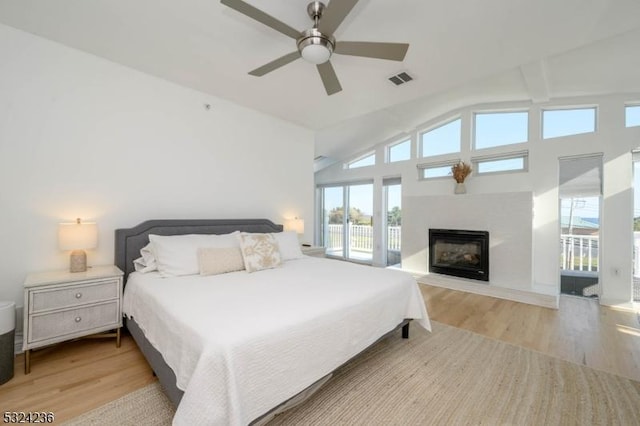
[429,229,489,281]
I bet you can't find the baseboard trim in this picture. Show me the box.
[598,298,639,311]
[15,332,23,355]
[418,274,559,309]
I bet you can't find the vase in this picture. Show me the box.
[454,182,466,194]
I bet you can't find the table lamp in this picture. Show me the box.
[58,218,98,272]
[284,217,304,235]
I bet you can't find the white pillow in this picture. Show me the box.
[273,231,304,261]
[198,247,245,276]
[237,232,282,273]
[149,232,240,277]
[133,243,157,273]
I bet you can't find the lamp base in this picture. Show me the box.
[69,250,87,273]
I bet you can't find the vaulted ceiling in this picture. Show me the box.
[1,0,639,166]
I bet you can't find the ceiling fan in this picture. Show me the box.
[220,0,409,95]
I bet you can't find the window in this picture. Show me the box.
[387,139,411,163]
[474,111,528,149]
[472,151,528,174]
[626,105,640,128]
[542,107,596,139]
[420,118,461,157]
[347,152,375,169]
[417,160,457,180]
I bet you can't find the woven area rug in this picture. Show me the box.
[61,381,173,426]
[64,322,640,425]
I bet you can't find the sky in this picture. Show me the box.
[561,197,599,222]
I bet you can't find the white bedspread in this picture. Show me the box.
[122,256,430,425]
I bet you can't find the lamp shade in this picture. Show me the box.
[284,218,305,234]
[58,219,98,251]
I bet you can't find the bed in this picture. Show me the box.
[115,219,430,425]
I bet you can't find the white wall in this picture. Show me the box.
[316,93,640,306]
[0,24,315,314]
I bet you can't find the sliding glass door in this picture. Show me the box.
[346,183,373,262]
[321,186,344,258]
[384,179,402,267]
[320,182,373,263]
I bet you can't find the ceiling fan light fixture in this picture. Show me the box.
[301,43,331,64]
[298,29,334,65]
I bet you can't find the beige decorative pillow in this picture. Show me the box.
[197,247,245,276]
[237,232,282,273]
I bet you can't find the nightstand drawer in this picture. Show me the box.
[30,279,119,313]
[29,301,120,344]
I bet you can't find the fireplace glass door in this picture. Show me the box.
[429,229,489,281]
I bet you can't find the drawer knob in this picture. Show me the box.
[75,292,82,299]
[75,316,82,323]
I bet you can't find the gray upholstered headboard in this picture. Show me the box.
[114,219,283,283]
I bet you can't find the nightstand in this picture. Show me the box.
[23,265,123,374]
[301,245,326,258]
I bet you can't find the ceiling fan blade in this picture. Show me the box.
[317,0,359,35]
[317,61,342,95]
[248,51,301,76]
[335,41,409,61]
[221,0,301,39]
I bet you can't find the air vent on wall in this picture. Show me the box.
[388,71,414,86]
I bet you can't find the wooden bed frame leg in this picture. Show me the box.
[402,322,410,339]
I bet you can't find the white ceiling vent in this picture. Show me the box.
[388,71,414,86]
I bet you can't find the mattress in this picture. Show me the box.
[122,256,430,425]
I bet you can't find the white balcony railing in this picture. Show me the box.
[634,232,640,278]
[325,224,401,253]
[560,234,599,272]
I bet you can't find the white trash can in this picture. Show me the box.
[0,301,15,385]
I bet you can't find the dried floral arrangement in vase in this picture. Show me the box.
[451,161,472,194]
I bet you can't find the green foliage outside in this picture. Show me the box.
[327,207,371,225]
[387,206,401,226]
[327,206,401,227]
[560,254,599,270]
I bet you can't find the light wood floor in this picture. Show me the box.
[1,285,639,422]
[419,285,640,382]
[0,334,156,422]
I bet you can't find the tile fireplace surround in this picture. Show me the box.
[403,192,532,292]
